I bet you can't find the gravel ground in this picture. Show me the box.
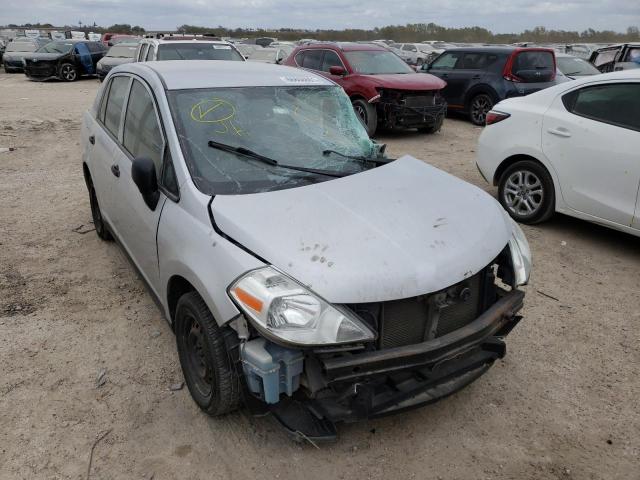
[0,72,638,480]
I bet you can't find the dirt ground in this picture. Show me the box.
[0,71,638,480]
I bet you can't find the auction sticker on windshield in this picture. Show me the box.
[280,76,324,84]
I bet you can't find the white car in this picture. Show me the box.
[82,60,531,439]
[477,69,640,236]
[134,35,244,63]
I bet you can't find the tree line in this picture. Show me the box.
[3,22,639,43]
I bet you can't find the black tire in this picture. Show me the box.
[351,98,377,137]
[418,114,444,134]
[58,63,78,82]
[468,93,494,126]
[88,179,113,241]
[498,160,555,224]
[175,292,240,416]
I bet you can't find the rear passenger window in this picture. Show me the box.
[123,79,164,174]
[460,53,486,69]
[301,50,323,70]
[103,76,130,137]
[562,83,640,132]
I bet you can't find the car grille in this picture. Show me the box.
[347,268,493,350]
[26,63,55,77]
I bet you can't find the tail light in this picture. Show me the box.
[485,111,510,126]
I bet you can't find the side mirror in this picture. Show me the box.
[131,157,160,210]
[329,65,346,76]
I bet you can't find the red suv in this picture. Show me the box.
[285,42,447,136]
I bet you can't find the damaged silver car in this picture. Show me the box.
[81,60,531,440]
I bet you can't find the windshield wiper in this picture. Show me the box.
[322,149,393,165]
[564,71,583,76]
[207,140,347,178]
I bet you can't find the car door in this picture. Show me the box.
[317,49,347,82]
[428,51,466,107]
[75,42,95,74]
[89,75,131,226]
[107,77,169,291]
[542,81,640,226]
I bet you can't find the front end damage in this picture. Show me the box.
[374,89,447,131]
[228,247,524,440]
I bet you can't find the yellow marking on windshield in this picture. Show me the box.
[190,98,245,136]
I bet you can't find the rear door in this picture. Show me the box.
[542,81,640,226]
[107,77,169,291]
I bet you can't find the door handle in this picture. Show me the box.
[547,127,571,138]
[111,164,120,177]
[471,75,481,79]
[89,135,95,145]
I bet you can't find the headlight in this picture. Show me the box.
[508,219,532,286]
[229,267,375,346]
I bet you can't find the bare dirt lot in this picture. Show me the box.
[0,71,638,480]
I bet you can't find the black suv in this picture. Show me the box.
[421,47,558,125]
[589,44,640,73]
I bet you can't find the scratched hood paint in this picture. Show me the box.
[211,156,512,303]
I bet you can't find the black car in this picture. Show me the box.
[96,41,139,81]
[589,43,640,73]
[23,40,106,81]
[421,47,558,125]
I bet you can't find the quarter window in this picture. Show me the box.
[103,76,130,137]
[123,79,164,174]
[145,45,155,62]
[562,83,640,132]
[138,44,149,62]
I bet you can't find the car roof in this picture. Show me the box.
[299,42,386,52]
[118,60,335,90]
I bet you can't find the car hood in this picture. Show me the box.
[24,52,65,62]
[98,57,134,68]
[3,51,35,60]
[211,155,512,304]
[359,72,446,90]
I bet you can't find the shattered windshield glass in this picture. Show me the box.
[168,86,379,195]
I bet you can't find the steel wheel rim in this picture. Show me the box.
[183,313,213,399]
[62,65,76,81]
[89,187,103,234]
[503,170,544,217]
[353,103,367,126]
[471,96,491,124]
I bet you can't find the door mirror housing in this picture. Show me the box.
[329,65,346,76]
[131,157,160,210]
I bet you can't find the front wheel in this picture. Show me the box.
[469,93,494,126]
[351,98,377,137]
[175,292,240,416]
[59,63,78,82]
[498,160,555,224]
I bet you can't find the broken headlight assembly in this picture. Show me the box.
[228,267,375,346]
[508,219,532,286]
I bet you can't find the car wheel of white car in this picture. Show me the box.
[469,93,494,126]
[498,160,555,224]
[59,63,78,82]
[175,292,240,416]
[352,98,377,137]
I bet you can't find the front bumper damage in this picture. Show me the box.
[375,89,448,130]
[236,287,524,440]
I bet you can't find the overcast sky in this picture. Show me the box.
[1,0,638,33]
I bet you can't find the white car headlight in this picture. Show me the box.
[229,267,375,346]
[509,219,532,286]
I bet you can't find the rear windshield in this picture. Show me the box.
[513,51,554,72]
[343,51,414,74]
[157,43,243,61]
[106,44,138,58]
[557,56,599,76]
[6,41,38,52]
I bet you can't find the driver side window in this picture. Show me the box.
[430,52,462,70]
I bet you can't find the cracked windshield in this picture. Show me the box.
[168,85,379,194]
